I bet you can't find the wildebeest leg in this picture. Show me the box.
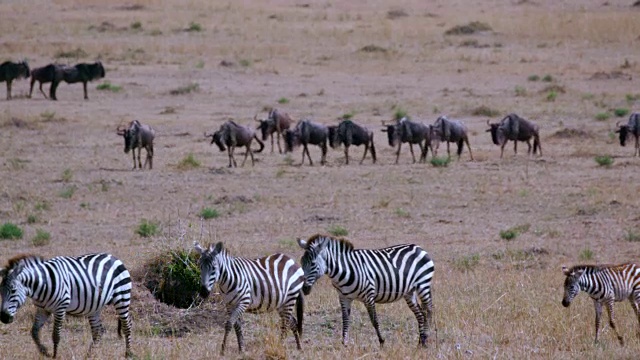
[50,80,59,100]
[137,147,143,169]
[29,78,35,98]
[241,145,252,167]
[40,83,48,99]
[526,140,532,155]
[6,80,11,100]
[320,143,327,165]
[305,145,314,166]
[131,149,137,170]
[345,145,350,165]
[409,144,416,163]
[228,146,236,167]
[395,144,402,164]
[446,140,451,158]
[83,81,89,100]
[635,135,639,157]
[270,133,275,153]
[464,138,474,160]
[143,145,153,169]
[277,130,283,154]
[359,145,368,165]
[500,142,506,159]
[513,140,518,155]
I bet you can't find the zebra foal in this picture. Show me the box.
[562,264,640,345]
[194,242,305,355]
[297,234,435,347]
[0,253,133,358]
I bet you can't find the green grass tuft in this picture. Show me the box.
[327,225,348,237]
[61,168,73,182]
[594,155,613,167]
[59,186,76,199]
[594,112,610,121]
[430,156,451,167]
[277,97,289,104]
[527,74,540,82]
[542,74,554,82]
[177,153,200,170]
[96,81,123,92]
[499,223,530,241]
[199,207,220,220]
[136,219,159,237]
[579,248,594,261]
[0,222,23,240]
[186,22,203,32]
[169,83,199,95]
[31,229,51,247]
[613,108,629,117]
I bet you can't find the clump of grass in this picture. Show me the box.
[594,112,610,121]
[359,44,388,53]
[471,105,500,117]
[546,90,558,102]
[136,219,159,237]
[59,186,76,199]
[185,22,203,32]
[594,155,614,167]
[169,83,199,95]
[613,108,629,117]
[34,201,50,211]
[394,208,411,218]
[327,225,348,237]
[341,112,355,120]
[444,21,492,35]
[40,110,56,121]
[177,153,200,170]
[55,47,88,59]
[96,81,123,92]
[454,254,480,272]
[142,248,202,308]
[579,248,594,261]
[392,107,408,121]
[27,214,38,224]
[541,74,554,82]
[238,59,252,67]
[130,21,142,30]
[61,168,73,182]
[527,74,540,82]
[430,156,451,167]
[624,229,640,242]
[277,97,289,104]
[31,229,51,247]
[514,86,527,97]
[0,222,23,240]
[499,223,530,241]
[199,207,220,220]
[625,94,639,103]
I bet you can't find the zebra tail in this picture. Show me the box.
[296,292,304,336]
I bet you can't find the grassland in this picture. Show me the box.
[1,0,640,359]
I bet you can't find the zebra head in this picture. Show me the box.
[194,242,224,298]
[0,263,29,324]
[297,236,329,295]
[561,266,585,307]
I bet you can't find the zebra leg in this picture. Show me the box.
[339,297,353,345]
[117,312,134,358]
[222,305,246,355]
[233,316,244,353]
[630,298,640,339]
[52,311,66,358]
[279,307,301,350]
[365,301,385,346]
[404,293,427,347]
[605,300,624,345]
[87,313,105,356]
[593,301,603,343]
[31,308,52,357]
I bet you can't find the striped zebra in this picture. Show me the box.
[0,253,132,358]
[562,264,640,345]
[194,242,305,355]
[297,234,435,347]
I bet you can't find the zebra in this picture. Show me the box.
[0,253,133,358]
[561,264,640,345]
[297,234,435,347]
[194,242,305,355]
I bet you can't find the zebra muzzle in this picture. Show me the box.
[199,286,211,298]
[0,312,14,324]
[302,284,312,295]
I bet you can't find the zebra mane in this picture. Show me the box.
[309,234,354,251]
[6,254,45,269]
[571,264,628,272]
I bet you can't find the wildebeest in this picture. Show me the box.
[0,60,30,100]
[381,117,436,164]
[328,119,376,165]
[206,120,265,167]
[117,120,156,170]
[28,64,60,99]
[615,113,640,156]
[284,119,329,166]
[255,108,292,154]
[432,116,474,160]
[49,62,105,100]
[486,113,542,158]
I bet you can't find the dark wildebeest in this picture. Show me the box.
[486,113,542,158]
[0,61,30,100]
[49,62,105,100]
[328,119,376,165]
[206,121,265,167]
[381,117,436,164]
[432,116,474,160]
[28,64,60,99]
[255,108,293,154]
[284,119,329,166]
[117,120,156,170]
[615,113,640,156]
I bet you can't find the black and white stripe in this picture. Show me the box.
[195,242,305,355]
[0,253,132,358]
[297,234,435,347]
[562,263,640,345]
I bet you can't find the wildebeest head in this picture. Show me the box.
[16,61,30,79]
[206,130,226,152]
[327,125,339,148]
[92,61,106,79]
[255,114,274,141]
[486,120,502,145]
[615,122,629,147]
[117,120,141,154]
[381,123,398,147]
[284,129,300,152]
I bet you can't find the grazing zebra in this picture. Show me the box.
[561,264,640,345]
[194,242,305,355]
[297,234,435,347]
[0,253,133,358]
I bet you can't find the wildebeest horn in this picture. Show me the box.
[116,125,126,135]
[204,131,213,138]
[486,119,491,126]
[254,114,260,122]
[616,121,621,128]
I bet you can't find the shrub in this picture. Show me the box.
[59,186,76,199]
[430,156,451,167]
[527,75,540,82]
[594,112,610,121]
[444,21,492,35]
[393,107,408,121]
[614,108,629,117]
[32,229,51,247]
[55,47,88,59]
[514,86,527,97]
[327,225,348,237]
[186,22,202,32]
[579,248,594,261]
[96,81,123,92]
[542,74,553,82]
[34,201,50,211]
[546,90,557,102]
[142,249,202,308]
[394,208,410,218]
[277,97,289,104]
[26,214,38,224]
[454,254,480,272]
[169,83,199,95]
[594,155,613,167]
[199,207,220,220]
[624,229,640,242]
[177,153,200,170]
[499,223,530,241]
[0,222,23,240]
[238,59,252,67]
[61,168,73,182]
[130,21,142,30]
[136,219,159,237]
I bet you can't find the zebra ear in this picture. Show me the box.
[562,266,570,275]
[0,267,5,278]
[297,238,308,249]
[213,242,224,254]
[194,242,205,254]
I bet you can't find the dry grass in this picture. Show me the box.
[1,0,640,359]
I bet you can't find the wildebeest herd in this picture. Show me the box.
[2,56,640,358]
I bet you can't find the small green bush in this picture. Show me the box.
[277,97,289,104]
[546,90,557,102]
[454,254,480,272]
[0,222,23,240]
[430,156,451,167]
[624,229,640,242]
[394,208,411,218]
[61,168,73,182]
[614,108,629,117]
[130,21,142,30]
[199,207,220,220]
[169,83,199,95]
[31,229,51,247]
[595,112,610,121]
[542,74,553,82]
[499,223,530,241]
[393,107,408,121]
[527,75,540,82]
[238,59,251,67]
[34,201,50,211]
[579,248,594,261]
[143,249,202,309]
[594,155,613,167]
[96,81,123,92]
[136,219,159,237]
[59,186,76,199]
[514,86,527,97]
[328,225,348,237]
[26,214,38,224]
[177,153,200,170]
[186,22,202,32]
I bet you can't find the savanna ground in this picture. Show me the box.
[1,0,640,358]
